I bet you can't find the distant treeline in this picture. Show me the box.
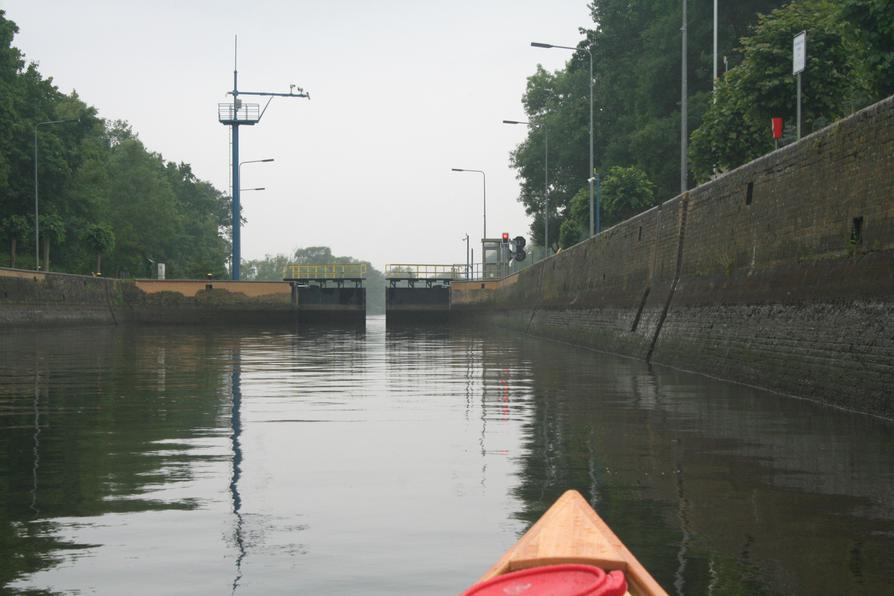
[0,11,230,277]
[243,247,386,314]
[512,0,893,250]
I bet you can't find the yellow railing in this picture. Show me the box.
[385,264,470,279]
[286,263,368,279]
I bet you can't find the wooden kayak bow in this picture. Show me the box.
[470,490,667,596]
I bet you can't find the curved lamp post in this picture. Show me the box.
[234,158,273,275]
[531,41,598,235]
[503,119,549,255]
[451,168,486,273]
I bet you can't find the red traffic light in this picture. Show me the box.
[501,232,509,241]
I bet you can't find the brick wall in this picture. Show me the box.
[452,95,894,418]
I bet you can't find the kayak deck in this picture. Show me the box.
[476,490,667,596]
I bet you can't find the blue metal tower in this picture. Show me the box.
[218,38,309,280]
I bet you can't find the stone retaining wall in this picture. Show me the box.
[452,96,894,419]
[0,270,300,326]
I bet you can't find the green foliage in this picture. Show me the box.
[1,213,30,241]
[513,1,894,235]
[601,166,657,226]
[512,0,786,245]
[840,0,894,97]
[1,213,30,266]
[40,213,65,244]
[0,10,228,278]
[511,64,589,250]
[557,165,655,249]
[690,0,860,181]
[291,246,341,264]
[244,253,292,280]
[558,188,588,249]
[83,223,115,254]
[83,222,114,275]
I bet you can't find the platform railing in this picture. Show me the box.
[384,264,472,279]
[218,103,260,124]
[285,263,368,279]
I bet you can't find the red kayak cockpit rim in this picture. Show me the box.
[461,564,628,596]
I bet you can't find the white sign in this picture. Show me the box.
[793,31,806,75]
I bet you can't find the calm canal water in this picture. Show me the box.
[1,317,892,594]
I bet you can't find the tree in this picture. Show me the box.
[600,166,656,227]
[559,188,588,249]
[1,214,29,267]
[510,1,787,245]
[243,253,291,281]
[83,223,115,275]
[690,0,860,182]
[39,213,65,271]
[292,246,338,264]
[558,165,655,249]
[0,12,229,278]
[510,64,590,250]
[839,0,894,98]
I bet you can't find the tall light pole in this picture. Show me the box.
[532,41,597,235]
[462,233,470,278]
[234,158,274,272]
[713,0,718,93]
[503,119,549,255]
[219,36,308,280]
[33,118,77,271]
[712,0,718,177]
[451,168,486,272]
[681,0,689,193]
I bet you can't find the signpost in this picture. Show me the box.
[793,31,806,140]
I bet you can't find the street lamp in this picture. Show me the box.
[462,233,470,279]
[680,0,689,194]
[233,158,273,278]
[531,41,598,235]
[451,168,486,273]
[503,119,549,255]
[240,187,266,192]
[34,118,78,271]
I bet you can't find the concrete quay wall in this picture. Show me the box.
[0,269,124,326]
[0,272,317,326]
[452,96,894,418]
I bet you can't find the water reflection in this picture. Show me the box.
[0,327,231,590]
[30,364,40,517]
[229,348,245,594]
[0,322,891,594]
[508,334,894,594]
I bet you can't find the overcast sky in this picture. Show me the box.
[3,0,592,270]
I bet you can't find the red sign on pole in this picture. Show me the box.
[772,117,784,140]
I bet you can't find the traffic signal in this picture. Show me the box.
[512,236,527,262]
[501,232,510,242]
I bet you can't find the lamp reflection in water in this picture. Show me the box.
[30,362,41,517]
[230,350,245,594]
